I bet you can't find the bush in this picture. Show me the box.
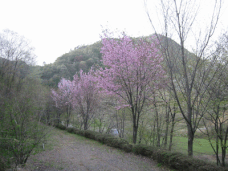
[77,130,85,136]
[66,127,74,133]
[103,135,117,145]
[121,144,132,152]
[54,126,228,171]
[133,144,156,156]
[71,128,81,135]
[55,124,66,130]
[115,138,129,149]
[95,134,106,143]
[104,137,128,149]
[83,130,130,150]
[84,130,100,140]
[198,165,228,171]
[0,157,7,171]
[131,144,227,171]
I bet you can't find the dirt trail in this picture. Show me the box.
[21,128,171,171]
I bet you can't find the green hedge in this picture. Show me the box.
[84,130,100,140]
[94,134,106,143]
[66,127,74,133]
[55,126,228,171]
[132,144,227,171]
[55,124,66,130]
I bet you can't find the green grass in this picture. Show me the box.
[172,136,221,155]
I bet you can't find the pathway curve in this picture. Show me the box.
[22,128,171,171]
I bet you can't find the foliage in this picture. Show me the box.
[56,124,227,171]
[145,0,222,157]
[29,34,190,88]
[52,78,72,108]
[51,78,73,126]
[0,29,48,169]
[51,69,101,129]
[0,80,48,168]
[37,41,103,87]
[71,69,101,130]
[98,31,166,143]
[55,124,67,130]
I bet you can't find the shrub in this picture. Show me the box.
[103,135,116,144]
[95,134,106,143]
[121,144,132,152]
[77,130,85,136]
[55,126,228,171]
[72,128,81,134]
[55,124,66,130]
[132,144,155,156]
[198,165,227,171]
[84,130,100,140]
[104,137,129,149]
[131,144,227,171]
[0,157,7,171]
[66,127,74,133]
[116,139,129,149]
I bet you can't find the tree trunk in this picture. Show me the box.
[186,100,194,156]
[120,109,125,138]
[169,119,175,151]
[187,124,194,156]
[66,105,71,127]
[222,146,226,167]
[216,136,220,166]
[221,126,228,167]
[84,121,88,130]
[155,102,160,147]
[152,122,156,146]
[221,126,226,167]
[214,120,221,166]
[56,110,61,125]
[133,124,138,144]
[99,118,102,133]
[169,106,176,151]
[157,130,161,147]
[164,109,169,148]
[84,114,88,130]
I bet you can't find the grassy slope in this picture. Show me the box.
[172,136,223,155]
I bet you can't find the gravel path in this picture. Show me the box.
[21,128,171,171]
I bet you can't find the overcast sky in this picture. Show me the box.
[0,0,227,66]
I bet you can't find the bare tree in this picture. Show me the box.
[115,108,126,138]
[145,0,222,156]
[0,29,36,93]
[158,90,178,150]
[201,33,228,166]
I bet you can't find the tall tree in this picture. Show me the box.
[98,32,166,144]
[202,32,228,166]
[0,30,47,169]
[145,0,222,156]
[71,70,100,130]
[0,29,35,93]
[51,78,72,126]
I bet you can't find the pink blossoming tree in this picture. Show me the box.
[98,32,166,143]
[51,78,72,126]
[71,69,100,130]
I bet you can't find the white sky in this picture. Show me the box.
[0,0,228,66]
